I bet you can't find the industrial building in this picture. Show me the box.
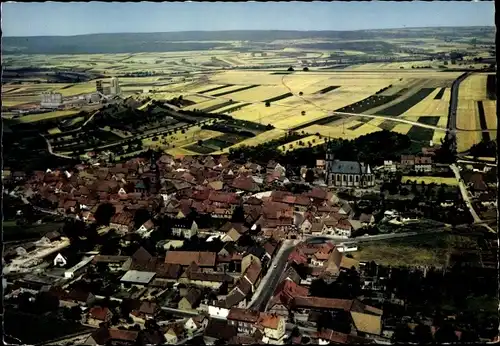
[110,77,121,96]
[96,80,104,94]
[40,91,63,109]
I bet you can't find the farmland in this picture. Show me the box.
[2,28,495,159]
[456,73,497,152]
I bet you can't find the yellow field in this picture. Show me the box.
[433,116,449,144]
[214,128,286,153]
[16,110,80,123]
[390,124,413,135]
[142,127,222,149]
[459,74,488,101]
[482,100,497,130]
[58,83,96,96]
[402,176,458,186]
[165,147,200,156]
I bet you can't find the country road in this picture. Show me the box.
[450,164,496,234]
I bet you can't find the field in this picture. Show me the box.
[401,176,458,186]
[2,30,493,157]
[456,73,497,152]
[351,233,479,268]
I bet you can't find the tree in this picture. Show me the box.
[413,324,433,344]
[434,323,458,344]
[301,111,306,116]
[305,169,315,183]
[197,140,203,146]
[287,66,295,72]
[265,101,271,107]
[303,67,309,72]
[231,206,245,223]
[299,91,303,96]
[392,324,412,343]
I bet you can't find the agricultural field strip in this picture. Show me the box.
[481,100,497,131]
[214,128,286,153]
[210,84,259,97]
[374,88,436,117]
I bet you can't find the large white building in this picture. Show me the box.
[41,91,63,108]
[110,77,121,95]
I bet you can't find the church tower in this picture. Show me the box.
[325,140,335,185]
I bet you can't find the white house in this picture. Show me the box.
[207,301,230,319]
[64,256,95,279]
[171,220,198,239]
[383,160,397,173]
[53,253,67,267]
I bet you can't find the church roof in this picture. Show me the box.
[328,160,371,175]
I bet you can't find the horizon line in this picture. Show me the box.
[3,25,494,38]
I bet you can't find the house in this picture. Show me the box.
[325,146,374,187]
[109,212,134,233]
[220,222,248,243]
[59,289,96,308]
[53,253,68,267]
[227,308,260,334]
[15,243,36,257]
[178,287,203,311]
[400,155,415,167]
[324,248,359,277]
[92,255,130,272]
[136,219,155,236]
[163,323,185,344]
[241,246,267,273]
[241,259,262,292]
[130,301,158,323]
[256,313,286,345]
[310,243,336,267]
[335,219,353,238]
[171,219,198,239]
[164,251,216,269]
[64,256,95,279]
[382,160,397,173]
[184,315,208,335]
[84,328,140,346]
[314,329,369,345]
[268,280,309,318]
[207,300,231,319]
[203,318,237,345]
[120,270,156,288]
[87,306,113,327]
[414,156,433,172]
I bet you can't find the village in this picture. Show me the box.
[2,148,498,345]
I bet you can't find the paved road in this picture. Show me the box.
[450,164,496,234]
[248,240,297,311]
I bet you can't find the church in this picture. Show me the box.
[325,142,375,188]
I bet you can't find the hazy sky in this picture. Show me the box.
[2,1,495,37]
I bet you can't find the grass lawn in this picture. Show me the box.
[401,176,458,186]
[352,233,478,267]
[16,110,80,123]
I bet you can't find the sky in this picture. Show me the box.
[2,1,495,37]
